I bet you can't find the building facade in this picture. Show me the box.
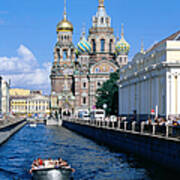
[1,79,10,114]
[50,0,130,117]
[10,90,50,116]
[9,88,31,97]
[118,31,180,120]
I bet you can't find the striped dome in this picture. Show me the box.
[116,37,130,55]
[77,37,91,54]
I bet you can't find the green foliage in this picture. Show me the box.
[96,71,119,116]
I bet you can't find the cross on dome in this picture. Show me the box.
[99,0,104,8]
[64,0,67,20]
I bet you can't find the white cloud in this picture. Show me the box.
[0,45,51,94]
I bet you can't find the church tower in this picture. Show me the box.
[50,0,76,116]
[88,0,116,62]
[116,24,130,67]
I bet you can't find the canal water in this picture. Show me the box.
[0,124,177,180]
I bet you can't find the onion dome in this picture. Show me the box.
[56,0,73,32]
[116,24,130,55]
[77,32,91,54]
[56,19,73,32]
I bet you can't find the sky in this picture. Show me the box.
[0,0,180,94]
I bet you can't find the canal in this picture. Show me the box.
[0,124,177,180]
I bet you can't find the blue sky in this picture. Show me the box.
[0,0,179,93]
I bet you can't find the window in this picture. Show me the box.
[109,39,113,52]
[97,82,101,87]
[92,39,96,52]
[101,39,105,52]
[120,57,122,63]
[71,49,73,58]
[63,50,67,60]
[83,97,86,104]
[101,17,104,24]
[83,82,87,88]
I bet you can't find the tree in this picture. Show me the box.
[96,71,119,116]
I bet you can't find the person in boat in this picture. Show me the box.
[54,161,60,168]
[29,159,40,174]
[38,158,44,167]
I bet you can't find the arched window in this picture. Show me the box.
[63,50,67,60]
[83,97,86,104]
[83,82,87,88]
[71,49,73,58]
[120,57,122,63]
[109,39,113,53]
[101,39,105,52]
[92,39,96,53]
[101,17,104,24]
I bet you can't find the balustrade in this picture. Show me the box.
[63,118,180,140]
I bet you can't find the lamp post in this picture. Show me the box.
[103,103,107,117]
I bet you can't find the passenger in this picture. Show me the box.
[48,158,54,165]
[60,160,68,167]
[38,158,44,166]
[54,161,59,168]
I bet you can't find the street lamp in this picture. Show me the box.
[103,104,107,109]
[103,104,107,117]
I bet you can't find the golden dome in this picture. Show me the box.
[57,18,73,32]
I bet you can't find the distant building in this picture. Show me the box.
[10,88,31,97]
[0,77,2,114]
[26,94,50,116]
[1,79,10,114]
[10,90,50,116]
[118,31,180,120]
[50,0,129,117]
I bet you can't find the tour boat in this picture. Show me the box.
[29,123,37,127]
[31,166,73,180]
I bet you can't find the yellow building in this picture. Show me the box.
[10,90,50,117]
[10,97,27,116]
[10,88,30,97]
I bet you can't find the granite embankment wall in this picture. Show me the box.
[0,119,27,145]
[63,121,180,171]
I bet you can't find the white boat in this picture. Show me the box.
[29,123,37,127]
[32,167,73,180]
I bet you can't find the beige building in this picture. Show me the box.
[10,90,50,116]
[118,31,180,120]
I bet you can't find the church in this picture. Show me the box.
[50,0,130,117]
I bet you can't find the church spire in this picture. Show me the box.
[99,0,105,8]
[140,40,145,54]
[121,24,124,38]
[63,0,67,20]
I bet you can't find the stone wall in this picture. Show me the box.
[63,121,180,172]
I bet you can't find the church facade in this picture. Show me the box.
[50,0,130,117]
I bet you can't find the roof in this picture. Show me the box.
[147,30,180,52]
